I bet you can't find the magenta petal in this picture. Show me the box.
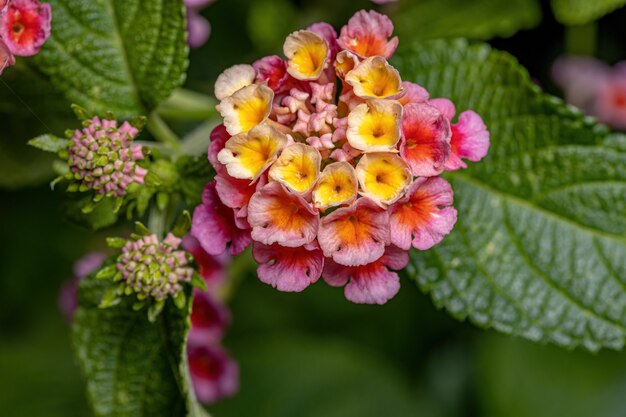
[188,344,239,404]
[183,235,229,289]
[445,110,490,171]
[398,81,429,105]
[253,242,324,292]
[247,182,319,248]
[389,177,457,251]
[0,37,15,75]
[188,289,230,346]
[208,125,231,170]
[191,182,251,256]
[428,97,456,120]
[253,55,291,94]
[187,9,211,48]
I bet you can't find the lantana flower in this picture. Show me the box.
[192,9,490,304]
[0,0,51,74]
[184,0,215,49]
[552,56,626,130]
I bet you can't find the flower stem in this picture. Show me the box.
[147,112,182,152]
[157,88,217,121]
[565,22,596,56]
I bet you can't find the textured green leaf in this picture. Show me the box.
[28,134,68,152]
[551,0,626,25]
[394,39,626,351]
[394,0,541,41]
[73,265,206,417]
[34,0,189,118]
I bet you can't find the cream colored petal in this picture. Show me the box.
[356,152,411,206]
[283,30,329,81]
[217,84,274,135]
[346,99,402,152]
[313,161,358,209]
[345,56,404,99]
[269,143,322,194]
[335,50,360,79]
[217,124,288,180]
[214,64,257,101]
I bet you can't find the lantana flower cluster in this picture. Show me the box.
[62,116,147,199]
[0,0,51,74]
[192,10,490,304]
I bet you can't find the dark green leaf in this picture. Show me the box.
[551,0,626,25]
[73,264,205,417]
[394,0,541,42]
[34,0,189,118]
[63,195,119,230]
[395,39,626,351]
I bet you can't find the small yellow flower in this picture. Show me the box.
[283,30,329,81]
[269,143,321,194]
[313,161,358,208]
[345,56,403,99]
[356,152,411,205]
[217,124,288,181]
[217,83,274,135]
[347,99,402,152]
[214,64,256,101]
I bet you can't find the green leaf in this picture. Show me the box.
[34,0,189,118]
[394,0,541,42]
[63,194,119,230]
[73,264,206,417]
[394,39,626,351]
[28,134,69,153]
[551,0,626,25]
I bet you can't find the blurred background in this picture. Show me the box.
[1,0,626,416]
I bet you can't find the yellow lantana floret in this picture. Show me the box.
[283,30,329,81]
[214,64,256,101]
[335,50,359,79]
[217,124,288,181]
[347,99,402,152]
[217,84,274,135]
[269,143,321,194]
[356,152,411,205]
[313,161,358,208]
[345,56,404,99]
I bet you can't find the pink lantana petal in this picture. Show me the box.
[428,97,456,120]
[0,0,51,57]
[187,9,211,48]
[253,55,290,94]
[446,110,490,170]
[338,10,398,59]
[400,103,451,177]
[389,177,457,251]
[0,35,15,75]
[317,197,390,266]
[183,235,230,289]
[188,344,239,405]
[208,124,231,169]
[595,75,626,130]
[253,242,324,292]
[191,182,251,256]
[247,182,319,247]
[188,289,230,346]
[397,81,429,106]
[322,246,408,305]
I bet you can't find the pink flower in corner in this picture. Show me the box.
[0,38,15,75]
[253,241,324,292]
[0,0,51,57]
[337,10,398,59]
[323,246,408,305]
[429,98,490,171]
[389,177,457,251]
[188,343,239,404]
